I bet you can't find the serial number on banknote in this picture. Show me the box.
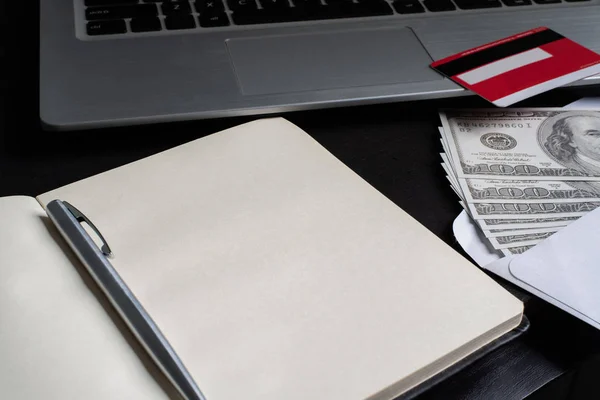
[456,121,533,129]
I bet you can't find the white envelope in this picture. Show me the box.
[508,206,600,324]
[454,208,600,330]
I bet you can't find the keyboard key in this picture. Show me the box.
[455,0,501,8]
[85,0,137,6]
[228,0,258,11]
[323,0,358,17]
[392,0,425,13]
[195,0,225,13]
[231,10,268,24]
[232,9,300,23]
[423,0,456,11]
[502,0,531,4]
[234,0,393,23]
[86,19,127,35]
[165,14,197,29]
[162,2,193,14]
[354,0,393,15]
[198,12,231,26]
[86,4,158,20]
[130,16,162,31]
[324,0,353,8]
[533,0,560,3]
[292,0,322,7]
[291,0,328,19]
[260,0,291,9]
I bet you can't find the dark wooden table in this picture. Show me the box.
[3,3,600,399]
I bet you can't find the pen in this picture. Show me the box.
[46,199,206,400]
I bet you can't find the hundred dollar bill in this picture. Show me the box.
[500,245,534,257]
[446,176,465,203]
[440,136,449,154]
[457,201,577,228]
[439,128,452,157]
[483,226,559,237]
[440,109,600,181]
[440,129,460,173]
[458,178,600,204]
[445,175,459,191]
[468,201,600,220]
[487,231,554,250]
[441,154,462,191]
[442,165,463,197]
[450,186,466,204]
[440,153,455,174]
[476,216,576,230]
[440,126,600,202]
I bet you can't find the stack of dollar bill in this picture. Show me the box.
[439,109,600,257]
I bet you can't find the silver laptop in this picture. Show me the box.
[40,0,600,129]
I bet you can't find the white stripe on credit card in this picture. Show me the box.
[457,48,553,85]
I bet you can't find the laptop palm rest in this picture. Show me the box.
[226,27,442,96]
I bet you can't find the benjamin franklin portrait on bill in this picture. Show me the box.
[544,114,600,175]
[541,112,600,194]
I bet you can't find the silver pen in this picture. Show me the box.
[46,199,206,400]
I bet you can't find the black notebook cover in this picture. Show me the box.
[400,315,531,399]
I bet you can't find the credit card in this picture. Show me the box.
[431,27,600,107]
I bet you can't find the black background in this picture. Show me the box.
[3,2,600,399]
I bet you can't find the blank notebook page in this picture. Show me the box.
[38,118,522,400]
[0,196,176,400]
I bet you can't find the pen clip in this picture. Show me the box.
[63,201,113,258]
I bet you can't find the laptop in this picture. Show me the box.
[40,0,600,129]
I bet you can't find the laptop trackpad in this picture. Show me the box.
[226,27,442,96]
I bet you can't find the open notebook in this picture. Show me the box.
[0,118,523,400]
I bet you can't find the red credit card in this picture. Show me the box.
[431,27,600,107]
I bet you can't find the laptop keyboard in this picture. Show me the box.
[83,0,590,36]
